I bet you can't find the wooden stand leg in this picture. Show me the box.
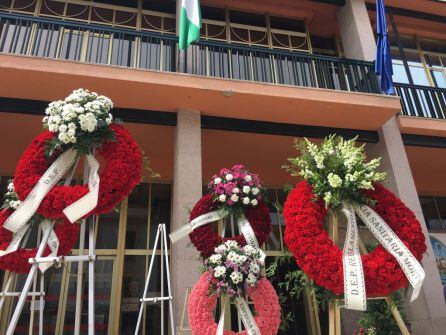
[385,298,411,335]
[304,275,321,335]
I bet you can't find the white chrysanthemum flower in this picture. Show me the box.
[230,271,243,284]
[232,187,240,194]
[214,177,222,184]
[243,245,255,256]
[209,254,222,265]
[250,199,258,206]
[249,263,260,274]
[224,240,239,249]
[244,175,252,182]
[214,266,226,278]
[242,186,250,194]
[218,194,226,202]
[225,174,233,181]
[227,251,238,263]
[246,273,257,286]
[251,187,260,195]
[242,197,250,205]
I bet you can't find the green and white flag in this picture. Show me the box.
[179,0,201,50]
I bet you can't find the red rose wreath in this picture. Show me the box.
[13,124,142,220]
[189,194,271,258]
[0,209,79,273]
[283,135,427,299]
[0,89,143,274]
[283,181,426,297]
[188,273,281,335]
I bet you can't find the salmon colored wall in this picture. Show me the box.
[366,0,446,18]
[0,113,174,182]
[398,116,446,138]
[0,55,400,131]
[202,129,298,188]
[1,112,446,196]
[405,146,446,196]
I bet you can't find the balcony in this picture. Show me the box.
[0,11,400,130]
[0,11,381,94]
[395,83,446,137]
[395,83,446,120]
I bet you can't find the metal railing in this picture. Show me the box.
[0,11,381,94]
[395,83,446,119]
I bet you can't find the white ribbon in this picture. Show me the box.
[63,155,100,223]
[341,203,425,310]
[355,204,425,302]
[237,214,266,264]
[341,203,367,311]
[38,220,60,273]
[234,297,261,335]
[0,224,30,257]
[169,210,227,243]
[4,149,78,233]
[0,150,100,269]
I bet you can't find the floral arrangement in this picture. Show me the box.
[0,90,145,274]
[208,164,263,214]
[43,88,114,155]
[283,181,426,297]
[1,180,21,210]
[285,135,386,208]
[188,194,272,258]
[14,123,142,220]
[188,273,281,335]
[205,240,263,299]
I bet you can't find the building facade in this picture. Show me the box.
[0,0,446,334]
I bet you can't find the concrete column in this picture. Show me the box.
[338,1,446,334]
[171,110,202,328]
[337,0,376,61]
[368,118,446,335]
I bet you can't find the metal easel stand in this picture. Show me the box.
[325,210,410,335]
[1,157,97,335]
[134,223,175,335]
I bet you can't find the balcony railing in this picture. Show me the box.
[395,83,446,119]
[0,12,381,94]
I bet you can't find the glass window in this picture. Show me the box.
[126,183,150,249]
[434,197,446,228]
[96,210,120,249]
[392,60,410,84]
[149,184,171,246]
[420,197,443,230]
[119,255,168,334]
[432,71,446,88]
[63,259,113,334]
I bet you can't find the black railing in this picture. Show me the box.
[0,11,381,94]
[395,83,446,119]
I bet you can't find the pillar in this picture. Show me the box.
[368,118,446,335]
[337,1,446,334]
[171,110,202,328]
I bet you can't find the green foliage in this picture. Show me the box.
[266,250,334,331]
[284,135,386,210]
[357,291,408,335]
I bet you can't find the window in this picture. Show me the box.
[0,175,172,334]
[420,196,446,231]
